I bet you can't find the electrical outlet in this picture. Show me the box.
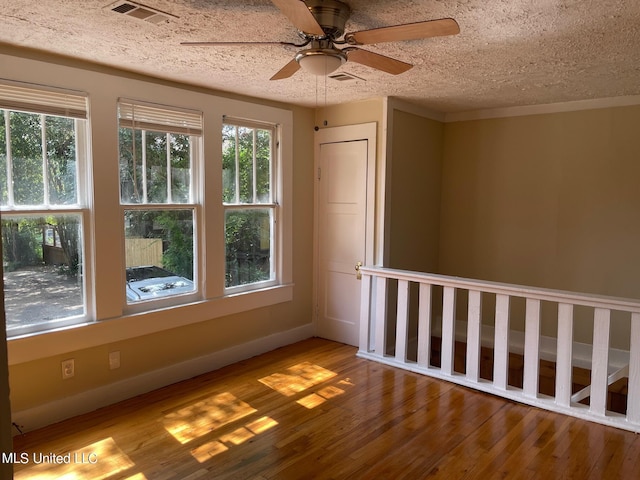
[109,351,121,370]
[61,359,75,379]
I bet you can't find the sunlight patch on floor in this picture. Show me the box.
[163,392,257,444]
[190,416,278,463]
[258,362,337,396]
[297,385,346,409]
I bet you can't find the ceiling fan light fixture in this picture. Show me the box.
[296,49,346,76]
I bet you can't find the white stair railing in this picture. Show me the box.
[357,266,640,433]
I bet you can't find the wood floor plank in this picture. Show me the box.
[11,338,640,479]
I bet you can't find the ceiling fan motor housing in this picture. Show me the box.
[303,0,351,39]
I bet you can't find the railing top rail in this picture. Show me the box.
[360,266,640,313]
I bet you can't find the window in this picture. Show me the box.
[222,119,277,291]
[0,82,89,336]
[118,100,202,305]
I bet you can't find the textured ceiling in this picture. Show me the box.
[2,0,640,113]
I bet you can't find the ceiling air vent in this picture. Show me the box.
[107,1,177,25]
[328,72,365,82]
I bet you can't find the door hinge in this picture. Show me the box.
[317,167,321,180]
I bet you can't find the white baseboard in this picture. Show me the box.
[11,323,314,435]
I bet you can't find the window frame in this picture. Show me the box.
[222,118,279,294]
[0,81,93,338]
[3,72,293,359]
[117,99,203,311]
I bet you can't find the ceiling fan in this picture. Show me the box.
[181,0,460,80]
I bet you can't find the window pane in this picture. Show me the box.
[124,209,195,302]
[237,127,255,203]
[2,215,84,332]
[0,110,6,205]
[256,129,271,203]
[46,116,77,205]
[146,131,168,203]
[225,208,272,288]
[120,129,194,205]
[170,134,191,203]
[11,112,44,205]
[222,124,237,203]
[119,127,143,203]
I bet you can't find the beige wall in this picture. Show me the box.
[439,106,640,347]
[387,110,443,272]
[315,98,383,130]
[2,49,316,417]
[439,106,640,298]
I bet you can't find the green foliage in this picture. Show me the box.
[1,218,42,271]
[11,111,44,205]
[158,210,194,280]
[46,116,77,204]
[222,124,271,204]
[119,128,191,204]
[225,209,271,287]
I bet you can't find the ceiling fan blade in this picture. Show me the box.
[270,58,301,80]
[271,0,325,36]
[181,41,300,47]
[345,18,459,45]
[345,48,412,75]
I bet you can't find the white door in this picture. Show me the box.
[315,124,375,346]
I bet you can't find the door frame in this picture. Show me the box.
[313,122,377,338]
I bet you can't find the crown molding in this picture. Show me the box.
[444,95,640,123]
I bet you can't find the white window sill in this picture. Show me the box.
[7,283,294,365]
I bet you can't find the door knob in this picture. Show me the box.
[355,261,363,280]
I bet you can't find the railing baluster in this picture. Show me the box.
[358,273,372,354]
[374,276,388,358]
[417,283,432,368]
[523,298,541,398]
[441,286,456,375]
[494,294,511,390]
[590,308,611,416]
[556,303,574,408]
[395,280,410,362]
[466,290,482,382]
[627,312,640,424]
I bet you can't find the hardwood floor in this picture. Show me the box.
[12,338,640,479]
